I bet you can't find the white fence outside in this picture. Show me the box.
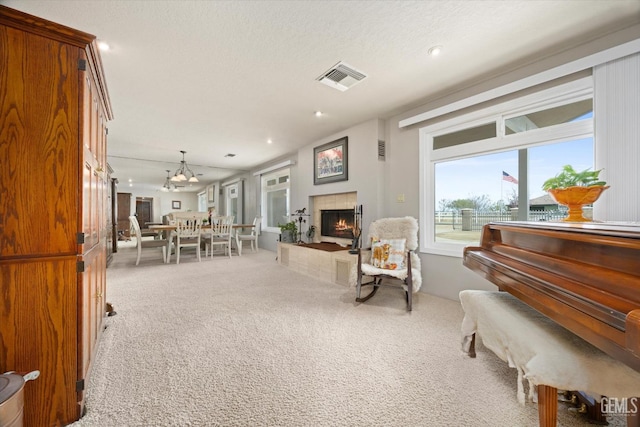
[435,208,583,232]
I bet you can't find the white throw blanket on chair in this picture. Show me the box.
[352,216,422,292]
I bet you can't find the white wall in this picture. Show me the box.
[248,121,385,253]
[295,118,384,237]
[117,187,200,223]
[594,52,640,221]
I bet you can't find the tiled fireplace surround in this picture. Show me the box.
[310,191,357,244]
[277,191,359,287]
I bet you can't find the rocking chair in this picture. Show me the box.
[355,216,421,311]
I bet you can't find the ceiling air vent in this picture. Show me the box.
[316,61,367,92]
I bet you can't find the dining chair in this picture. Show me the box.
[129,215,171,265]
[205,216,234,259]
[168,218,203,264]
[236,216,262,255]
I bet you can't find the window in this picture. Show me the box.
[261,168,290,232]
[420,77,594,257]
[197,191,207,212]
[226,184,238,222]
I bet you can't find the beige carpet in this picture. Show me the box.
[70,241,617,426]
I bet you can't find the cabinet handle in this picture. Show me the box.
[96,165,104,172]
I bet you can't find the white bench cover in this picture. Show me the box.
[460,290,640,404]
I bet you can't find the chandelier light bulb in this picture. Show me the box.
[170,150,198,184]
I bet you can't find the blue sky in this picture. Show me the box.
[435,137,594,204]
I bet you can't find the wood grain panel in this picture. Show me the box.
[0,258,79,426]
[0,26,79,258]
[76,243,106,404]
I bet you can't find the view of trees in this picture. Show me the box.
[437,189,518,213]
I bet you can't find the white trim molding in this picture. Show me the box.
[253,159,296,176]
[400,38,640,129]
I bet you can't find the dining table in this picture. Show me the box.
[148,223,255,256]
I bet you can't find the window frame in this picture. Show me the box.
[419,77,594,257]
[261,167,290,233]
[225,183,238,221]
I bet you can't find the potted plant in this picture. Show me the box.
[278,221,298,243]
[542,165,609,222]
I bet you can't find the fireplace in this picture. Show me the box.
[321,209,355,239]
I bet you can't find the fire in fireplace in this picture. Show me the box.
[321,209,355,238]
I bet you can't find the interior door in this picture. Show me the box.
[136,199,152,228]
[117,192,131,239]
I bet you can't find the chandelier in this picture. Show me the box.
[161,170,180,192]
[170,150,199,182]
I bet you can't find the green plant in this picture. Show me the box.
[278,221,298,234]
[542,165,607,191]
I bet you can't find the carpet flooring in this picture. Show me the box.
[69,241,620,426]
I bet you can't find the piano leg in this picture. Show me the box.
[537,385,558,427]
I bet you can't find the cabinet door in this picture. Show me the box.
[80,63,107,252]
[0,257,79,426]
[77,243,106,401]
[0,26,79,258]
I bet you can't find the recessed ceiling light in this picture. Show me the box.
[267,139,273,144]
[315,111,323,117]
[428,45,443,56]
[224,153,236,158]
[97,41,110,52]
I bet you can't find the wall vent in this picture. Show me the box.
[378,140,386,161]
[316,61,367,92]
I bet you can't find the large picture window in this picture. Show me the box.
[420,77,594,257]
[261,168,290,232]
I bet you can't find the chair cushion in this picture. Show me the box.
[370,238,405,270]
[361,263,408,279]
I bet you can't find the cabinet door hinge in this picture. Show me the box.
[76,261,85,273]
[76,379,85,392]
[78,59,87,71]
[77,232,85,244]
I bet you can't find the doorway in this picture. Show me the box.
[136,198,153,228]
[117,192,131,240]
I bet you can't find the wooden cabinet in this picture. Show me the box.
[0,6,113,426]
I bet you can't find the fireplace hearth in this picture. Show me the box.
[321,209,355,239]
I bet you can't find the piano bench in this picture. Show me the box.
[459,290,640,427]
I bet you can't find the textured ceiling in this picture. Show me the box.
[4,0,640,193]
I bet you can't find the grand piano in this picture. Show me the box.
[463,221,640,374]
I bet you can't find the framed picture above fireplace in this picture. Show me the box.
[314,136,348,185]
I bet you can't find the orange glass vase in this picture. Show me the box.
[548,185,609,222]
